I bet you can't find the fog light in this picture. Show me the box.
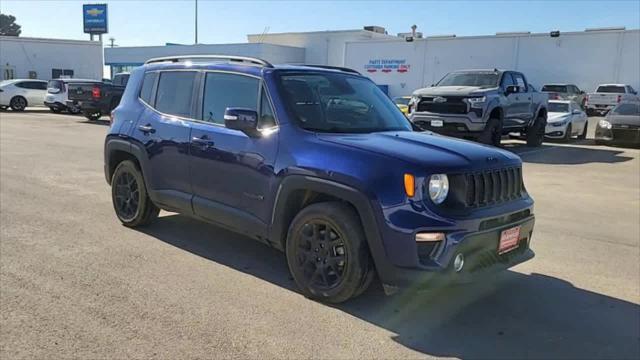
[453,253,464,272]
[415,232,445,242]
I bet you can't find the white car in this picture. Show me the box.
[0,79,48,111]
[586,84,640,116]
[545,100,588,142]
[44,78,101,114]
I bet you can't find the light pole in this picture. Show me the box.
[195,0,198,44]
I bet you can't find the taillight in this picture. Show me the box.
[92,86,101,99]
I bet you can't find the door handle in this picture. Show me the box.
[192,136,215,149]
[138,124,155,134]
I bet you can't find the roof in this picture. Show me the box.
[542,83,575,86]
[597,84,628,86]
[548,100,572,103]
[142,61,363,77]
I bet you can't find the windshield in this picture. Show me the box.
[612,103,640,115]
[542,85,567,93]
[548,102,569,113]
[278,72,412,133]
[596,85,625,93]
[437,72,499,88]
[393,97,410,106]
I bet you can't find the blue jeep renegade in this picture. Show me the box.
[105,55,535,303]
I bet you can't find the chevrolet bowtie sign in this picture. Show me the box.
[83,4,108,34]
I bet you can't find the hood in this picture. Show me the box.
[317,131,521,172]
[547,112,570,122]
[606,114,640,126]
[413,86,497,97]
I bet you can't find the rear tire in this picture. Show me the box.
[286,202,373,303]
[9,96,27,111]
[578,121,588,140]
[526,115,546,147]
[111,160,159,227]
[84,111,102,121]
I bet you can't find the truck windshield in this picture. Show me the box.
[548,102,569,113]
[278,72,412,133]
[596,85,625,93]
[437,72,499,88]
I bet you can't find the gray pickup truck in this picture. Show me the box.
[408,69,548,147]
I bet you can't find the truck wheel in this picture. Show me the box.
[286,202,373,303]
[479,117,503,147]
[578,121,588,140]
[9,96,27,111]
[68,105,81,115]
[111,160,159,227]
[562,124,572,143]
[526,115,546,147]
[84,111,102,121]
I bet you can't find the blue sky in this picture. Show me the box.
[2,0,639,46]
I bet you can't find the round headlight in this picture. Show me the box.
[428,174,449,204]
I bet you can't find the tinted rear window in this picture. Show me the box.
[542,85,567,93]
[47,80,63,90]
[596,86,625,93]
[154,71,196,117]
[139,72,157,105]
[612,103,640,116]
[548,102,569,113]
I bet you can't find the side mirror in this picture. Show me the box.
[47,88,60,94]
[572,109,581,114]
[224,108,259,137]
[505,85,520,95]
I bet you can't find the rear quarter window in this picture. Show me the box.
[139,72,157,105]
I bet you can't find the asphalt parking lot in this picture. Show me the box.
[1,110,638,359]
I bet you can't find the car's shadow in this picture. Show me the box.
[78,119,109,126]
[135,214,640,359]
[503,141,635,165]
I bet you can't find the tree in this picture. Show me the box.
[0,14,21,36]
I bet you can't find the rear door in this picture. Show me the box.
[24,81,48,105]
[511,72,533,124]
[130,70,196,213]
[189,71,278,236]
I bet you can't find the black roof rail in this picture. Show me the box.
[144,55,273,68]
[302,65,361,75]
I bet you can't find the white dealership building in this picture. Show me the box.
[0,36,103,81]
[104,26,639,98]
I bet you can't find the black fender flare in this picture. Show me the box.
[104,137,149,187]
[269,175,395,281]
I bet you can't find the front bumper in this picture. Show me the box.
[595,125,640,144]
[410,112,487,139]
[545,122,569,138]
[379,214,535,289]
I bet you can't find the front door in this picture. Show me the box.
[501,72,519,128]
[189,72,278,236]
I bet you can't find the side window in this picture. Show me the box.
[202,72,259,124]
[139,72,157,105]
[154,71,196,117]
[501,73,516,89]
[35,82,47,90]
[512,73,527,92]
[259,89,277,129]
[14,82,26,89]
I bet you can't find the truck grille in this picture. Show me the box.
[464,167,524,207]
[417,96,468,114]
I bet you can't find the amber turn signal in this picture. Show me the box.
[404,173,415,197]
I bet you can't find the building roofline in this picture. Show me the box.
[0,36,100,45]
[247,29,393,37]
[106,42,305,50]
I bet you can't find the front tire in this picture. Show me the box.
[286,202,373,303]
[9,96,27,111]
[479,117,503,147]
[111,160,159,227]
[578,121,588,140]
[84,111,102,121]
[562,124,572,143]
[526,115,546,147]
[68,105,81,114]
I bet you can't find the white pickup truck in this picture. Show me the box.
[586,84,639,115]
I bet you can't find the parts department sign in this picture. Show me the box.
[364,59,410,73]
[83,4,108,34]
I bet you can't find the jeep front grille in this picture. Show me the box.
[447,167,525,209]
[417,96,468,115]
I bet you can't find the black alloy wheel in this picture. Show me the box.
[295,221,347,290]
[114,170,140,222]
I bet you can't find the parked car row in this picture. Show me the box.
[0,73,130,121]
[391,70,639,146]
